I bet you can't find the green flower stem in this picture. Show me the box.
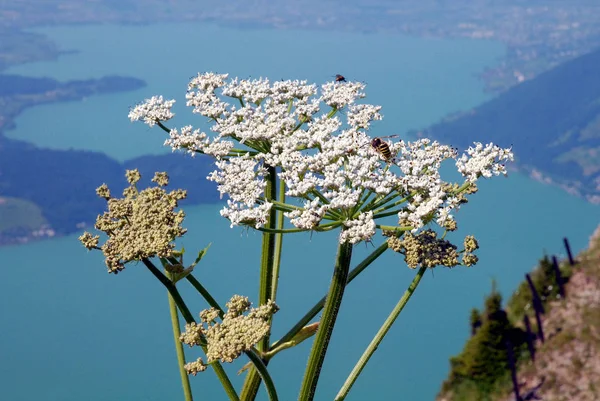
[186,274,225,317]
[370,192,412,214]
[310,191,345,221]
[268,201,338,222]
[455,181,472,194]
[240,367,261,401]
[269,200,302,212]
[362,190,400,212]
[351,189,373,216]
[167,287,194,401]
[376,225,413,233]
[326,107,339,118]
[272,241,388,348]
[156,120,172,134]
[256,227,310,234]
[309,189,330,205]
[237,180,285,400]
[315,222,344,231]
[143,258,195,324]
[142,259,240,401]
[259,165,278,338]
[239,180,286,401]
[240,166,279,401]
[373,208,403,219]
[334,266,427,401]
[256,222,342,234]
[245,350,279,401]
[270,179,286,302]
[298,240,353,401]
[264,322,319,360]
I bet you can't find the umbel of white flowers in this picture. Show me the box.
[129,73,513,245]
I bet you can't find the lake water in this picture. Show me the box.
[2,23,599,401]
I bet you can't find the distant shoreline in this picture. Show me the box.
[0,71,221,247]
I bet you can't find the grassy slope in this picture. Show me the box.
[0,196,47,232]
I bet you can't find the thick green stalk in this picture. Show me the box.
[167,289,194,401]
[240,364,261,401]
[143,259,195,324]
[298,240,353,401]
[270,178,286,303]
[240,242,388,401]
[273,241,388,348]
[259,165,278,345]
[334,266,427,401]
[245,350,279,401]
[142,259,240,401]
[240,167,279,401]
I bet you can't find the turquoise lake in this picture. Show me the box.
[2,23,599,401]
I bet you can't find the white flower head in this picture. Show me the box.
[207,154,267,205]
[130,73,513,244]
[340,212,376,244]
[128,95,175,127]
[347,104,383,129]
[456,142,514,182]
[321,81,366,109]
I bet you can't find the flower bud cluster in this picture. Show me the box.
[388,229,480,269]
[78,170,187,273]
[180,296,279,373]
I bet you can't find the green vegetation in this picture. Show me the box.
[439,254,579,401]
[0,137,221,243]
[437,228,600,401]
[0,196,47,231]
[440,283,527,401]
[506,255,573,324]
[0,73,219,245]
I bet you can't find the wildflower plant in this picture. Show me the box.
[83,72,513,401]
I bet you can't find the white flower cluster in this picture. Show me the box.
[128,95,175,127]
[130,72,514,244]
[340,211,377,244]
[456,142,514,182]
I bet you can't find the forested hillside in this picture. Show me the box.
[0,136,220,244]
[438,227,600,401]
[423,47,600,203]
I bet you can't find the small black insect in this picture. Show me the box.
[335,74,346,82]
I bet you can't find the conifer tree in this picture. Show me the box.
[470,308,482,336]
